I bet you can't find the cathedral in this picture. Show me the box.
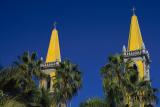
[39,10,151,93]
[122,11,150,80]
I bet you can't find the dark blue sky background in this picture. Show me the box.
[0,0,160,106]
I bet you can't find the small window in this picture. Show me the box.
[133,64,138,71]
[47,78,51,89]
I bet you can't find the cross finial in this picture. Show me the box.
[54,22,57,29]
[132,7,136,15]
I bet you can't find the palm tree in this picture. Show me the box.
[13,51,47,93]
[80,98,107,107]
[14,51,47,80]
[0,90,8,106]
[0,51,50,107]
[101,55,158,107]
[23,87,54,107]
[53,60,82,107]
[101,55,126,107]
[0,89,26,107]
[0,52,47,95]
[0,66,23,95]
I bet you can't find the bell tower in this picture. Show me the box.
[39,24,61,92]
[122,11,150,80]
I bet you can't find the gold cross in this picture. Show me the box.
[132,7,136,15]
[54,22,57,29]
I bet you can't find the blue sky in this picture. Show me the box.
[0,0,160,106]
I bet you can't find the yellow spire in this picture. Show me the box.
[127,12,145,79]
[46,27,61,63]
[128,14,144,51]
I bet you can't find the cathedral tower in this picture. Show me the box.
[39,25,61,92]
[123,11,150,80]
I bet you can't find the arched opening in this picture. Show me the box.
[133,63,138,71]
[47,77,51,90]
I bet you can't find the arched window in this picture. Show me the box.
[47,77,51,89]
[133,63,138,71]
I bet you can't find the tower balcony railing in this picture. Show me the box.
[40,61,60,70]
[123,49,150,62]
